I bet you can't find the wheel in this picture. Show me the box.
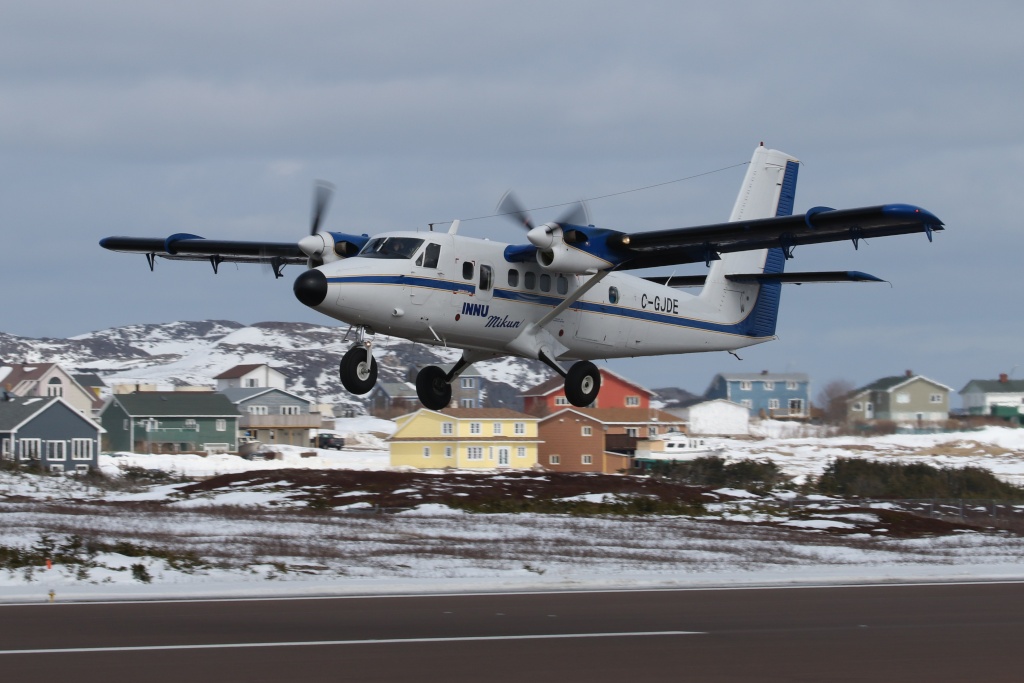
[564,360,601,407]
[416,365,453,411]
[339,346,378,394]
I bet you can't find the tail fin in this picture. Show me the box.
[698,145,799,338]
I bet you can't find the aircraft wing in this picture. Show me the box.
[99,235,307,265]
[609,204,943,270]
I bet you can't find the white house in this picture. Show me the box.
[667,398,750,436]
[960,374,1024,416]
[214,364,287,391]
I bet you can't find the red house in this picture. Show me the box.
[522,368,654,416]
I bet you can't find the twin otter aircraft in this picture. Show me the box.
[101,145,943,410]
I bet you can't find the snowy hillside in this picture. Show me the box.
[0,320,554,411]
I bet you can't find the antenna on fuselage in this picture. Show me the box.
[448,220,461,235]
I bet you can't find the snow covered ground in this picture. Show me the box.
[2,423,1024,603]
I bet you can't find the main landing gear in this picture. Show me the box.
[564,360,601,407]
[415,365,451,411]
[339,344,377,394]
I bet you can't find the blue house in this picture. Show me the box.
[704,371,810,420]
[0,395,103,472]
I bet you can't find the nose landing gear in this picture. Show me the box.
[339,343,378,394]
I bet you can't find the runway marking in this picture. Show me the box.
[0,631,703,655]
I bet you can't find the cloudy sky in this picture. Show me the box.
[1,1,1021,399]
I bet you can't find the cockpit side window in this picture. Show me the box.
[359,237,425,260]
[421,243,441,269]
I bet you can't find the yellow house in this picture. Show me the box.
[389,408,540,469]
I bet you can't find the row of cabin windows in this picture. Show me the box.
[2,438,94,461]
[441,422,527,435]
[738,381,801,391]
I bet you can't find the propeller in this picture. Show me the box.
[495,190,591,249]
[298,180,336,265]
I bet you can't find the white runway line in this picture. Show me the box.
[0,630,704,655]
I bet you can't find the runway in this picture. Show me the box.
[2,582,1023,682]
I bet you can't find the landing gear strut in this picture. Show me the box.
[416,365,452,411]
[564,360,601,407]
[339,344,377,394]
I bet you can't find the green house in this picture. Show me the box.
[100,392,240,454]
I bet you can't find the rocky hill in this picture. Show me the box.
[0,320,554,412]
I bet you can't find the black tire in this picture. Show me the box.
[339,346,378,394]
[565,360,601,407]
[416,365,453,411]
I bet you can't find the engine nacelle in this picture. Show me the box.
[299,231,369,266]
[536,242,611,274]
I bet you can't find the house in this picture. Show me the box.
[960,374,1024,419]
[666,398,750,436]
[214,364,287,391]
[0,363,101,418]
[99,392,240,454]
[537,407,685,473]
[368,382,422,417]
[522,368,654,415]
[389,408,540,469]
[0,395,103,473]
[704,371,810,420]
[221,387,325,447]
[846,371,952,427]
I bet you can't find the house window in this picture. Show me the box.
[555,397,569,406]
[789,399,804,414]
[467,447,483,460]
[768,398,780,410]
[248,405,269,415]
[507,269,520,287]
[123,419,129,430]
[740,399,752,409]
[740,381,752,390]
[517,447,526,458]
[625,396,640,407]
[47,378,63,397]
[763,381,775,390]
[1,439,9,459]
[423,447,431,458]
[441,422,454,435]
[460,398,475,408]
[896,393,910,404]
[184,419,198,430]
[853,402,863,411]
[625,427,638,437]
[49,464,64,473]
[493,423,503,435]
[280,405,301,415]
[47,441,66,461]
[144,418,158,432]
[470,422,481,435]
[215,419,226,432]
[582,454,593,465]
[648,426,657,437]
[787,381,798,390]
[245,378,259,388]
[461,378,475,389]
[582,426,592,436]
[549,454,560,465]
[71,439,93,460]
[930,394,943,404]
[20,438,41,460]
[445,447,453,458]
[514,422,525,435]
[75,464,89,474]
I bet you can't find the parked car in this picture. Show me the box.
[312,433,345,450]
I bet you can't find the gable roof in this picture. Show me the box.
[960,379,1024,394]
[213,364,280,380]
[850,374,953,397]
[0,396,104,433]
[219,387,313,404]
[108,392,240,417]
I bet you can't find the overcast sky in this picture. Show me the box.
[1,1,1021,400]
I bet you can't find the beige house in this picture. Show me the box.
[846,372,952,427]
[389,408,540,469]
[0,363,100,418]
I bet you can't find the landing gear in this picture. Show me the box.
[416,365,452,411]
[565,360,601,407]
[339,345,378,394]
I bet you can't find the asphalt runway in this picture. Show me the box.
[2,582,1023,682]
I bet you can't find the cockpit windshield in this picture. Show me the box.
[358,237,425,260]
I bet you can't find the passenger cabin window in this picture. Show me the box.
[463,261,474,280]
[609,286,619,304]
[507,269,519,287]
[416,243,441,268]
[479,265,493,291]
[524,271,536,290]
[539,274,551,292]
[359,237,424,259]
[556,275,568,295]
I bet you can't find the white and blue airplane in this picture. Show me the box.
[101,144,943,410]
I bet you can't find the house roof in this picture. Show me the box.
[1,363,57,390]
[713,372,809,382]
[73,374,106,389]
[850,374,953,397]
[540,407,685,425]
[438,408,536,420]
[109,392,240,417]
[219,387,313,405]
[0,396,58,430]
[960,379,1024,394]
[213,364,279,380]
[521,368,652,398]
[373,382,418,399]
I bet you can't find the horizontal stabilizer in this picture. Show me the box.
[645,270,884,288]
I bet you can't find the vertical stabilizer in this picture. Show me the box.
[699,145,799,338]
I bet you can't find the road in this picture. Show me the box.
[2,582,1022,682]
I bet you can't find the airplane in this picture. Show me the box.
[100,144,944,410]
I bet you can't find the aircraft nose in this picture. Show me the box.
[293,269,328,307]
